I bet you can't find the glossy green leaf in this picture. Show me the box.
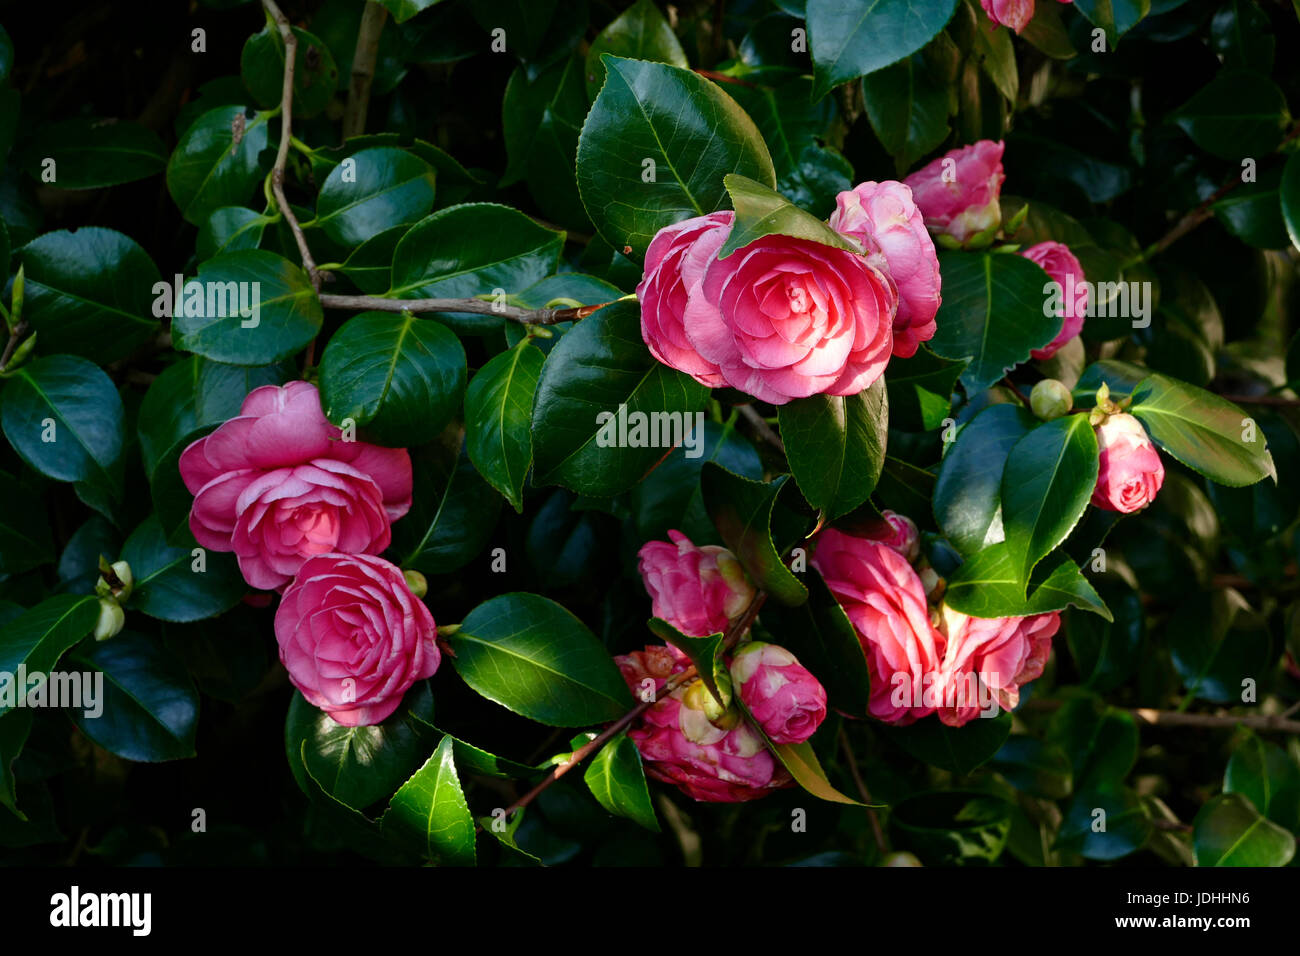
[0,355,124,518]
[389,439,501,576]
[22,119,166,189]
[766,734,865,805]
[1170,70,1291,162]
[18,227,162,363]
[121,515,246,623]
[584,0,687,98]
[700,465,808,606]
[576,55,776,259]
[1000,414,1099,587]
[991,737,1073,800]
[379,0,448,24]
[646,617,730,708]
[944,544,1111,621]
[286,683,435,812]
[1168,587,1272,703]
[171,250,322,366]
[934,403,1037,556]
[448,593,633,726]
[718,173,857,258]
[0,595,100,718]
[381,736,476,865]
[0,470,54,574]
[779,379,887,521]
[1065,576,1145,693]
[1129,373,1276,486]
[1193,793,1295,866]
[1225,731,1300,831]
[886,710,1012,774]
[1072,0,1150,45]
[584,731,659,832]
[891,789,1011,864]
[464,339,545,511]
[318,310,465,446]
[1058,784,1151,860]
[166,105,271,226]
[861,45,956,173]
[530,300,709,496]
[240,25,338,118]
[1047,694,1138,789]
[197,206,271,261]
[929,250,1060,393]
[807,0,958,99]
[315,147,436,247]
[67,632,199,762]
[502,56,589,228]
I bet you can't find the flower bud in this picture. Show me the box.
[94,598,125,642]
[637,531,757,637]
[1030,379,1072,421]
[402,568,428,599]
[729,642,827,745]
[882,851,923,867]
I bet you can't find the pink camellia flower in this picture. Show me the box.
[933,607,1060,727]
[1091,413,1165,513]
[811,528,943,725]
[637,531,756,637]
[274,553,438,727]
[179,382,412,591]
[1022,241,1089,360]
[903,141,1006,249]
[730,642,827,744]
[616,645,792,802]
[980,0,1034,32]
[682,233,896,405]
[637,211,732,388]
[829,181,942,358]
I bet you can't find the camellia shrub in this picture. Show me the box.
[0,0,1298,870]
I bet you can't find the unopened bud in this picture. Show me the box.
[403,569,428,599]
[10,264,24,325]
[94,598,125,641]
[1030,378,1072,421]
[683,677,730,724]
[881,851,923,867]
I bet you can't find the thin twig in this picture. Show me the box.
[839,729,888,855]
[1025,699,1300,734]
[0,321,27,372]
[261,0,321,292]
[500,593,768,819]
[738,404,785,453]
[343,1,388,139]
[317,293,616,326]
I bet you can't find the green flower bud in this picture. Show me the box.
[881,851,923,867]
[1030,378,1072,421]
[403,569,428,599]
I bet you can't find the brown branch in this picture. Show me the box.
[343,1,388,139]
[261,0,321,292]
[499,593,768,820]
[1025,699,1300,734]
[839,729,888,855]
[317,293,616,326]
[738,403,785,453]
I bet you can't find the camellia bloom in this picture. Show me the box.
[854,509,921,564]
[934,607,1060,727]
[617,645,792,802]
[829,180,942,358]
[179,382,412,591]
[730,642,827,744]
[682,232,896,405]
[1091,413,1165,513]
[637,211,732,388]
[811,528,943,725]
[903,140,1006,249]
[637,531,756,637]
[1022,241,1089,360]
[275,553,438,727]
[980,0,1034,32]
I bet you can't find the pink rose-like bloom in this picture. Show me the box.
[274,553,438,727]
[637,531,756,637]
[856,509,921,564]
[829,181,942,358]
[934,607,1060,727]
[903,141,1006,249]
[179,382,412,591]
[730,642,827,744]
[811,529,943,725]
[682,232,896,405]
[1091,413,1165,513]
[617,646,792,802]
[980,0,1034,32]
[1022,241,1089,360]
[637,211,732,388]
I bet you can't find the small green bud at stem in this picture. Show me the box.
[1030,378,1073,421]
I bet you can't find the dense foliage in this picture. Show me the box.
[1,0,1299,868]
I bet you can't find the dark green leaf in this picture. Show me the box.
[779,379,887,521]
[584,0,687,98]
[22,119,166,189]
[0,470,54,574]
[861,45,956,173]
[1210,0,1275,73]
[197,206,271,261]
[1169,587,1272,703]
[700,465,808,606]
[464,339,545,511]
[240,25,338,118]
[0,596,99,718]
[1225,731,1300,831]
[166,105,271,226]
[314,147,436,247]
[885,347,966,432]
[1073,0,1151,45]
[1047,694,1138,789]
[646,617,729,708]
[991,737,1073,799]
[121,515,246,622]
[807,0,958,99]
[1193,793,1295,866]
[1170,70,1291,162]
[718,173,857,258]
[389,439,501,576]
[890,789,1012,864]
[381,735,476,865]
[584,731,660,831]
[885,710,1012,774]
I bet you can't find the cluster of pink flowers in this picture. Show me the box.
[180,382,438,726]
[811,511,1060,727]
[639,138,1096,401]
[619,532,828,802]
